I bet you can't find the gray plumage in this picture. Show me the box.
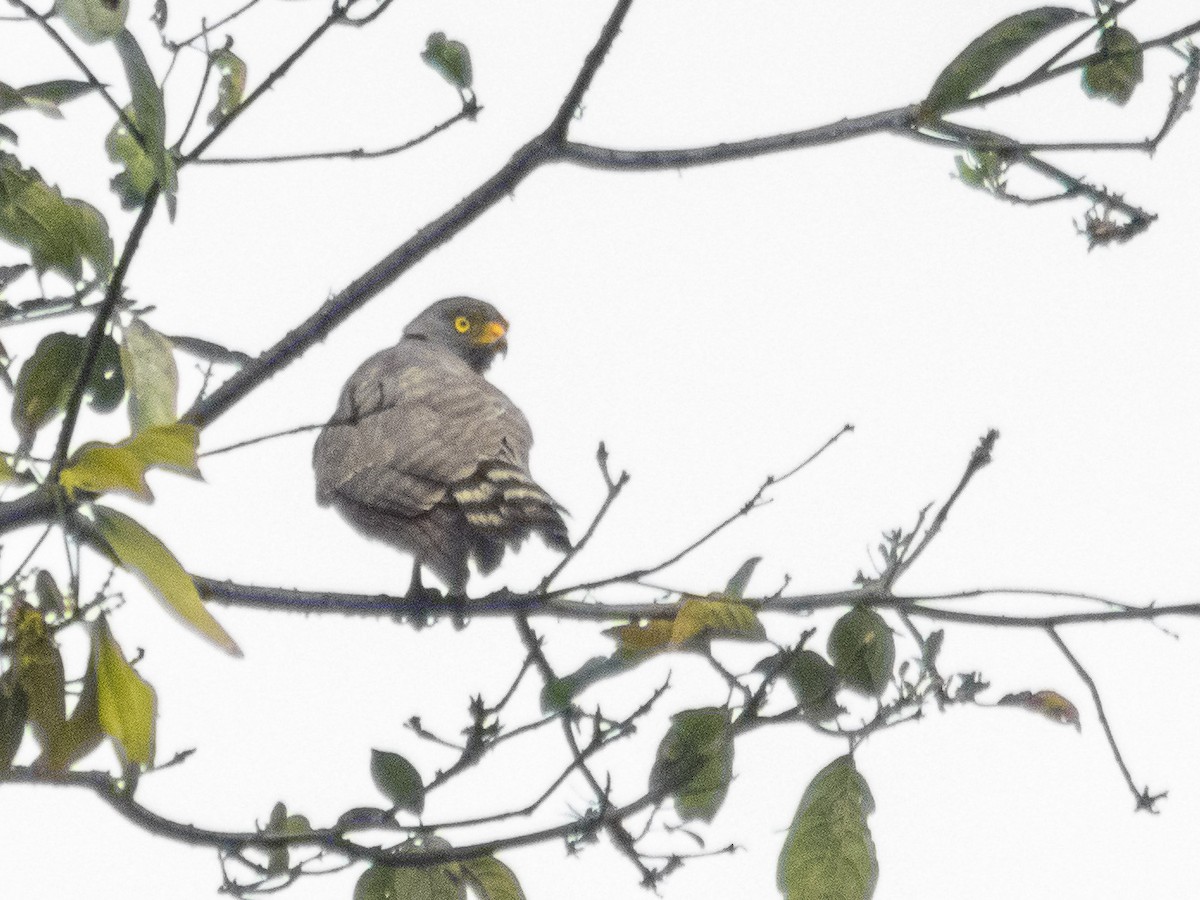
[313,297,569,594]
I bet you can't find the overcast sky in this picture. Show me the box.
[3,1,1200,898]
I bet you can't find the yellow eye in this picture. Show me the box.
[454,316,471,333]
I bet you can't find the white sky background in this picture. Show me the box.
[3,1,1200,897]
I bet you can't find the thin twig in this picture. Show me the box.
[181,1,361,163]
[1047,627,1166,812]
[539,442,630,592]
[172,23,216,151]
[9,0,142,143]
[50,183,162,474]
[552,424,853,597]
[886,429,997,587]
[190,101,479,165]
[171,0,266,49]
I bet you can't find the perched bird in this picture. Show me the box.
[313,297,570,595]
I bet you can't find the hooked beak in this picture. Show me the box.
[479,319,508,348]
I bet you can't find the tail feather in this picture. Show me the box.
[452,463,570,553]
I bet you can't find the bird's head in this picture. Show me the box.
[403,296,510,372]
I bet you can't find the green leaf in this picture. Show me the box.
[12,602,65,745]
[541,654,626,712]
[0,80,99,118]
[113,30,177,218]
[0,151,114,279]
[0,675,28,771]
[92,504,241,656]
[105,106,155,211]
[0,123,16,146]
[723,555,761,600]
[265,801,312,875]
[785,650,842,721]
[923,7,1088,115]
[354,864,459,900]
[459,856,527,900]
[119,318,178,432]
[422,32,473,90]
[55,0,129,44]
[94,617,157,766]
[650,707,734,823]
[11,332,123,445]
[207,48,247,125]
[370,749,425,814]
[44,627,103,771]
[59,422,200,500]
[828,605,894,697]
[1082,27,1144,105]
[0,454,16,483]
[34,570,67,617]
[778,755,878,900]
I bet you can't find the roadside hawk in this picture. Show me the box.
[313,297,570,595]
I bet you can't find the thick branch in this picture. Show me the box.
[195,576,1200,630]
[559,107,916,170]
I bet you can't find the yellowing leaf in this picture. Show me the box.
[61,443,152,499]
[606,617,675,659]
[95,617,156,765]
[0,454,15,482]
[124,421,200,472]
[998,689,1081,731]
[778,755,878,900]
[12,602,65,755]
[119,318,178,433]
[59,422,200,499]
[671,595,766,645]
[92,505,241,656]
[606,595,765,659]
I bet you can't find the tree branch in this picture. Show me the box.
[189,101,479,165]
[49,182,162,474]
[1046,627,1166,812]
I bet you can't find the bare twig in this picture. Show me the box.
[539,443,630,592]
[885,429,997,587]
[190,101,480,165]
[552,424,853,597]
[1047,627,1166,812]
